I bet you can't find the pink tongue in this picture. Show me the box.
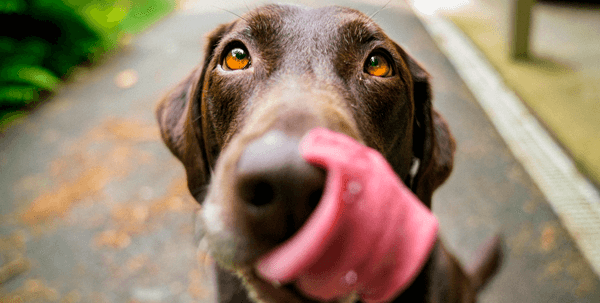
[255,128,438,302]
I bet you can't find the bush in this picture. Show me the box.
[0,0,174,130]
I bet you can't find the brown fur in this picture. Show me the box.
[156,4,500,302]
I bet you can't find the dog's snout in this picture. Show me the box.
[236,130,326,240]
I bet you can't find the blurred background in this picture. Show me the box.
[0,0,175,131]
[2,0,598,186]
[411,0,600,190]
[1,0,599,302]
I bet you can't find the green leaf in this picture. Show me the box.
[0,0,27,14]
[0,65,60,91]
[0,37,17,54]
[0,85,39,105]
[0,109,27,132]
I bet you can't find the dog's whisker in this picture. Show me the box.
[369,0,393,19]
[211,5,249,22]
[242,0,252,14]
[192,114,201,124]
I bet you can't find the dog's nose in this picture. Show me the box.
[236,130,326,242]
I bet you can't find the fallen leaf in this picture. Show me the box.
[94,229,131,249]
[21,167,110,225]
[540,223,556,252]
[115,69,138,89]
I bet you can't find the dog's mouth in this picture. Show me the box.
[202,128,436,302]
[250,128,439,302]
[200,128,328,266]
[251,128,356,301]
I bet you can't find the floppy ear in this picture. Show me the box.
[398,48,456,208]
[155,23,232,202]
[428,236,502,303]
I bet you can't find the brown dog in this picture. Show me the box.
[156,4,501,302]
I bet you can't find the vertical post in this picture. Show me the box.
[512,0,536,59]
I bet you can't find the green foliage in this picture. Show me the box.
[0,0,27,14]
[0,109,26,130]
[0,0,174,131]
[1,65,60,91]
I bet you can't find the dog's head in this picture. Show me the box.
[156,4,470,301]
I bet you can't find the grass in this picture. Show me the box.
[448,15,600,185]
[75,0,176,49]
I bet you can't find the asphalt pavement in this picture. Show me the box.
[1,1,598,302]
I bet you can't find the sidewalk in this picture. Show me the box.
[432,0,600,185]
[1,1,599,302]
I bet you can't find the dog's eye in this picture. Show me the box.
[365,54,392,77]
[224,48,251,70]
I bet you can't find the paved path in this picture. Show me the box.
[1,1,598,302]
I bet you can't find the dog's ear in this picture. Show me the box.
[396,47,456,208]
[155,23,232,202]
[430,236,502,303]
[465,235,503,291]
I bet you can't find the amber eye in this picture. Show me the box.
[365,54,392,77]
[224,48,251,70]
